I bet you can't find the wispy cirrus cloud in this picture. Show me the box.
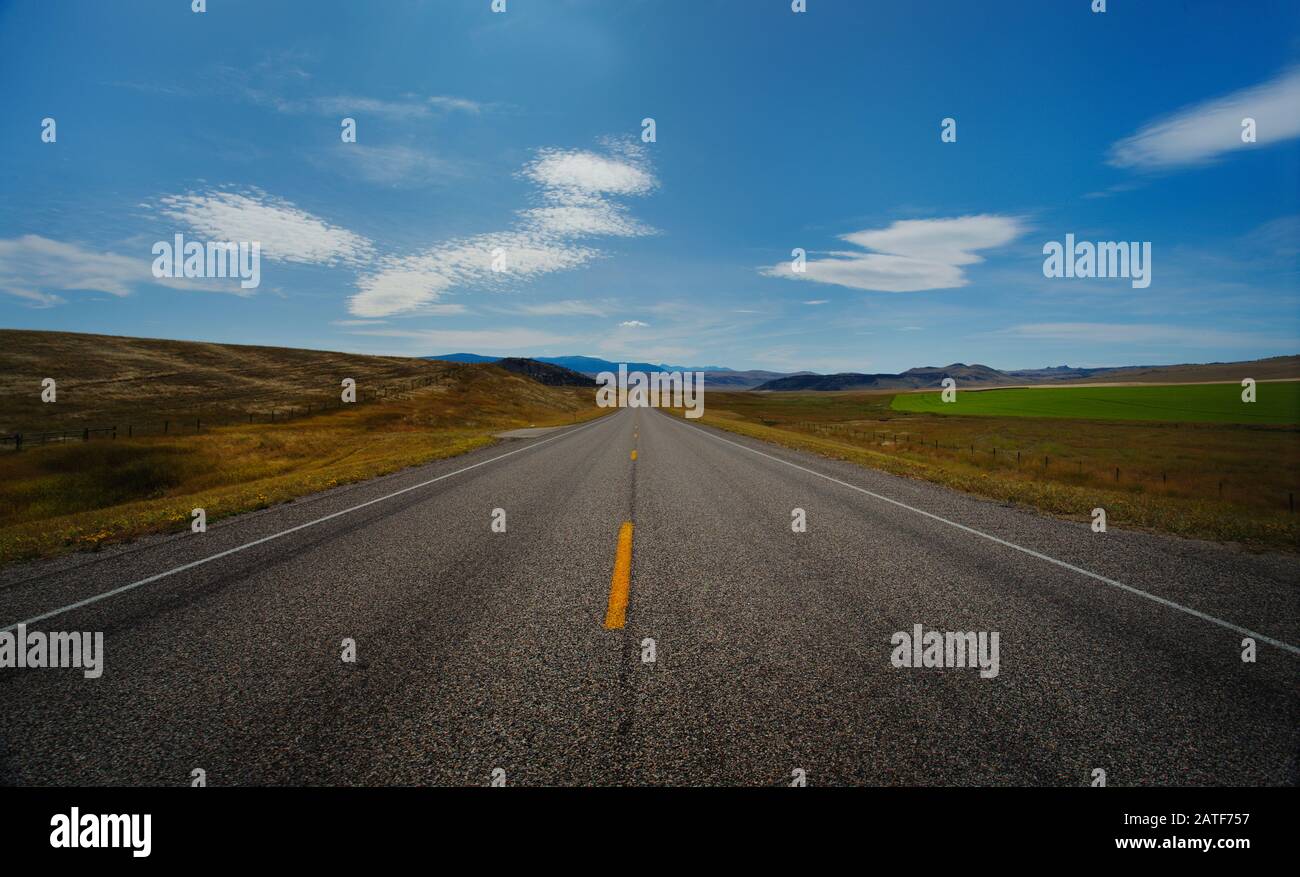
[347,141,658,318]
[0,234,256,306]
[762,215,1025,293]
[513,299,610,317]
[152,187,374,267]
[1107,67,1300,171]
[14,141,653,318]
[216,57,489,120]
[313,144,463,188]
[426,95,484,114]
[301,94,486,119]
[0,236,137,305]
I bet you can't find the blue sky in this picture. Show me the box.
[1,0,1297,373]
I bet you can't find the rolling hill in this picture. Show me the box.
[751,356,1300,391]
[0,330,591,433]
[493,358,596,387]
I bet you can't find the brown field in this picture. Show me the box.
[0,330,604,564]
[676,390,1300,552]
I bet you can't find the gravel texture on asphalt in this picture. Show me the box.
[1,408,1295,786]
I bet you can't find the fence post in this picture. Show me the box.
[1114,467,1119,482]
[196,418,201,433]
[83,428,89,441]
[164,420,169,434]
[15,434,21,452]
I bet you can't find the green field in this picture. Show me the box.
[679,385,1299,551]
[891,382,1300,424]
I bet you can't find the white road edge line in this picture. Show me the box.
[666,412,1300,657]
[1,413,621,634]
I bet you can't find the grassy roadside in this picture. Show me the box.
[0,369,605,566]
[668,403,1300,552]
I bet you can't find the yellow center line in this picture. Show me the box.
[630,449,637,460]
[603,521,634,629]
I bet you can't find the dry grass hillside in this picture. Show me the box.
[0,330,605,563]
[0,329,468,433]
[1061,355,1300,385]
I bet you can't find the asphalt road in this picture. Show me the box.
[1,407,1296,786]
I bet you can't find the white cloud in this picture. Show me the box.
[349,142,657,318]
[307,94,486,118]
[348,234,597,319]
[0,236,135,304]
[427,95,483,114]
[762,215,1024,292]
[319,144,460,187]
[619,320,649,327]
[308,95,433,120]
[239,81,486,120]
[1108,67,1300,170]
[20,141,652,320]
[521,147,656,197]
[803,299,829,305]
[520,203,650,238]
[517,145,657,238]
[0,234,253,306]
[515,299,609,317]
[220,55,487,120]
[154,188,374,267]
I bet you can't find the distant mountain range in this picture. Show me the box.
[751,357,1300,391]
[427,353,798,389]
[428,353,1300,392]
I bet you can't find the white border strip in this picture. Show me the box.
[666,413,1300,657]
[1,414,618,634]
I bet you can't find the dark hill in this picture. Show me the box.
[494,358,597,388]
